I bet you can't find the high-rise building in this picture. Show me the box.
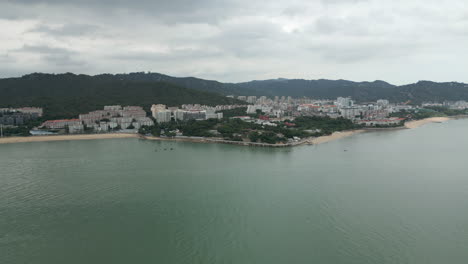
[247,96,257,104]
[155,111,172,123]
[336,97,354,108]
[151,104,173,123]
[258,96,267,104]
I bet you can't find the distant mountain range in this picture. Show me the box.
[97,72,468,103]
[2,72,468,119]
[0,73,242,119]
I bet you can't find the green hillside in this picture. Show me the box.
[0,73,242,119]
[94,72,468,103]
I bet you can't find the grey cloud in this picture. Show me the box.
[307,40,419,63]
[314,16,371,36]
[45,53,86,67]
[15,44,75,55]
[1,0,468,84]
[4,0,245,24]
[8,0,222,10]
[321,0,368,4]
[0,54,12,63]
[0,2,33,20]
[110,48,224,62]
[30,23,100,36]
[13,45,86,67]
[206,21,288,58]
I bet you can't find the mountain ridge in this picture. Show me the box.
[3,72,468,118]
[0,73,243,119]
[88,72,468,103]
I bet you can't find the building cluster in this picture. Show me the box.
[356,118,406,126]
[233,95,296,105]
[231,95,300,118]
[422,100,468,110]
[41,106,154,133]
[151,104,224,123]
[232,95,416,126]
[299,97,410,126]
[181,104,247,111]
[21,96,468,136]
[41,119,83,133]
[0,107,43,116]
[0,107,43,126]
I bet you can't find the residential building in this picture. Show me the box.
[41,119,82,129]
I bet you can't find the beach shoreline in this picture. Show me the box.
[305,130,365,145]
[404,117,451,129]
[0,129,365,147]
[0,116,461,146]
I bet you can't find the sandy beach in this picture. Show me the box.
[0,131,365,147]
[0,133,139,144]
[404,117,451,129]
[307,130,365,145]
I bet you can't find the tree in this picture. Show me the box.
[249,131,260,142]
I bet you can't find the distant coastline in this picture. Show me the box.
[0,116,460,146]
[0,133,139,144]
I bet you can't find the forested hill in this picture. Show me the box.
[235,79,468,103]
[235,79,398,100]
[396,81,468,103]
[0,73,242,119]
[2,72,468,119]
[93,72,468,103]
[95,72,248,95]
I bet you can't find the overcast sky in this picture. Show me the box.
[1,0,467,84]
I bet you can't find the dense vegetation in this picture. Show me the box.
[423,106,468,116]
[0,73,243,119]
[98,72,249,95]
[92,72,468,104]
[390,107,468,120]
[0,119,44,137]
[138,115,360,144]
[235,79,468,104]
[293,116,359,134]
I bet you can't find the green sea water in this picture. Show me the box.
[1,119,468,264]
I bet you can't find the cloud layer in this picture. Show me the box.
[1,0,467,84]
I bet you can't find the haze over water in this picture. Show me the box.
[1,119,468,264]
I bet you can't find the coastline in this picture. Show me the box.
[142,130,366,147]
[0,130,365,147]
[306,130,365,145]
[0,116,463,146]
[404,117,451,129]
[0,133,139,144]
[142,135,302,147]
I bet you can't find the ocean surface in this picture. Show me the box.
[1,119,468,264]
